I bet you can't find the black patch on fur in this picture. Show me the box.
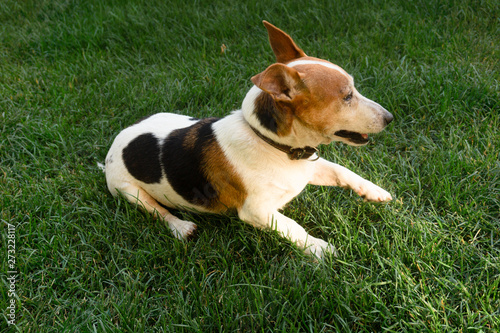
[254,92,280,134]
[122,133,162,184]
[189,117,199,121]
[161,118,220,207]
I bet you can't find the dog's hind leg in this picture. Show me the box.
[118,184,197,240]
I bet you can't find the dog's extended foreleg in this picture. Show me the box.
[238,204,336,258]
[309,158,392,202]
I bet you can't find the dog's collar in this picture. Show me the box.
[249,126,319,161]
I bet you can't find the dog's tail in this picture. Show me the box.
[97,162,106,173]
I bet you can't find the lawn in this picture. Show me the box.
[1,0,499,331]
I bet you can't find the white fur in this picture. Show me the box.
[213,111,331,256]
[287,59,349,77]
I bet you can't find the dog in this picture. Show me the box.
[104,21,393,258]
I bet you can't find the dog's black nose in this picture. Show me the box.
[384,112,394,126]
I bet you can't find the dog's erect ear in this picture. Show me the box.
[251,63,305,103]
[263,21,307,63]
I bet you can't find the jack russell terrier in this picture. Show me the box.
[104,21,393,258]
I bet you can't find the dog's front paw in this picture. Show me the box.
[355,181,392,202]
[304,237,337,259]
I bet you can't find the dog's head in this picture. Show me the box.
[249,21,393,147]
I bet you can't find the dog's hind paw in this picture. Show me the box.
[166,217,198,241]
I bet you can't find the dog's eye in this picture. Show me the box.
[344,91,353,102]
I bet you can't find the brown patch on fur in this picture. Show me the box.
[182,124,200,150]
[292,64,352,134]
[201,138,248,213]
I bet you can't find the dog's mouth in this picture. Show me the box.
[334,130,369,144]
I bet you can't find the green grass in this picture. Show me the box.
[1,0,499,331]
